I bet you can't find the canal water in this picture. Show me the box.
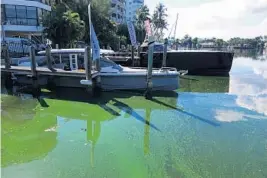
[1,50,267,178]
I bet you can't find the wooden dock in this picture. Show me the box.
[1,45,101,97]
[1,65,99,89]
[1,65,98,78]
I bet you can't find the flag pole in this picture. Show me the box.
[83,3,92,82]
[88,3,101,96]
[88,4,92,63]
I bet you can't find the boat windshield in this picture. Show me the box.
[100,57,123,71]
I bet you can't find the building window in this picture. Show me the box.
[27,7,37,25]
[27,7,37,18]
[16,6,27,18]
[38,8,43,25]
[1,5,5,23]
[111,3,116,8]
[4,5,38,26]
[5,5,16,18]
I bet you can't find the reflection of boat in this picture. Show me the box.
[178,76,230,93]
[34,49,180,91]
[139,43,234,76]
[1,94,57,167]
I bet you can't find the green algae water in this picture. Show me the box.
[1,51,267,178]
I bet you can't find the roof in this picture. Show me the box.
[37,48,115,55]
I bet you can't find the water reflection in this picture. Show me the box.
[1,88,181,169]
[233,49,266,60]
[1,51,267,177]
[214,56,267,122]
[178,76,229,93]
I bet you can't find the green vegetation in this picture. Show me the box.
[152,3,168,41]
[43,0,266,50]
[173,34,266,49]
[43,3,85,48]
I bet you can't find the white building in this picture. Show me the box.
[1,0,51,41]
[125,0,144,22]
[110,0,125,24]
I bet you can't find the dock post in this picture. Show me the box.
[131,45,134,67]
[144,36,155,100]
[137,45,141,66]
[84,46,92,80]
[46,45,53,70]
[93,56,101,97]
[162,38,168,67]
[30,46,37,77]
[2,42,11,69]
[30,46,40,97]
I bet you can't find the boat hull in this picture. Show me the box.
[139,51,234,76]
[100,73,179,91]
[10,71,179,91]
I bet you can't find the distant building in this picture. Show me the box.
[1,0,51,41]
[110,0,125,24]
[125,0,144,22]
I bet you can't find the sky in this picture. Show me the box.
[144,0,267,40]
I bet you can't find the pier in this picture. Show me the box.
[1,45,100,97]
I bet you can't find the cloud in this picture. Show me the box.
[228,57,267,116]
[236,95,267,116]
[145,0,267,39]
[215,109,267,122]
[215,110,246,122]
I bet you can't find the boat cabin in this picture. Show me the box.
[37,48,115,71]
[37,48,123,72]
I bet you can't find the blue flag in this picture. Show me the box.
[127,21,137,46]
[90,24,100,60]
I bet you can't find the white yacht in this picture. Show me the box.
[31,48,179,91]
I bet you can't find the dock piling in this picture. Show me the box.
[93,56,102,97]
[84,46,92,80]
[30,46,40,97]
[46,45,53,70]
[162,38,168,67]
[30,46,37,77]
[131,45,134,67]
[2,42,11,69]
[144,36,155,100]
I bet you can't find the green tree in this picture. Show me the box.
[43,3,85,48]
[135,5,150,27]
[135,5,150,43]
[192,37,198,48]
[65,0,118,48]
[215,39,224,48]
[181,34,190,47]
[117,23,145,46]
[152,3,168,41]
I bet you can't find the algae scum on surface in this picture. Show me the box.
[1,54,267,178]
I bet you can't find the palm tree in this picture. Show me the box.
[135,5,150,27]
[152,3,168,41]
[43,3,85,48]
[135,5,150,43]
